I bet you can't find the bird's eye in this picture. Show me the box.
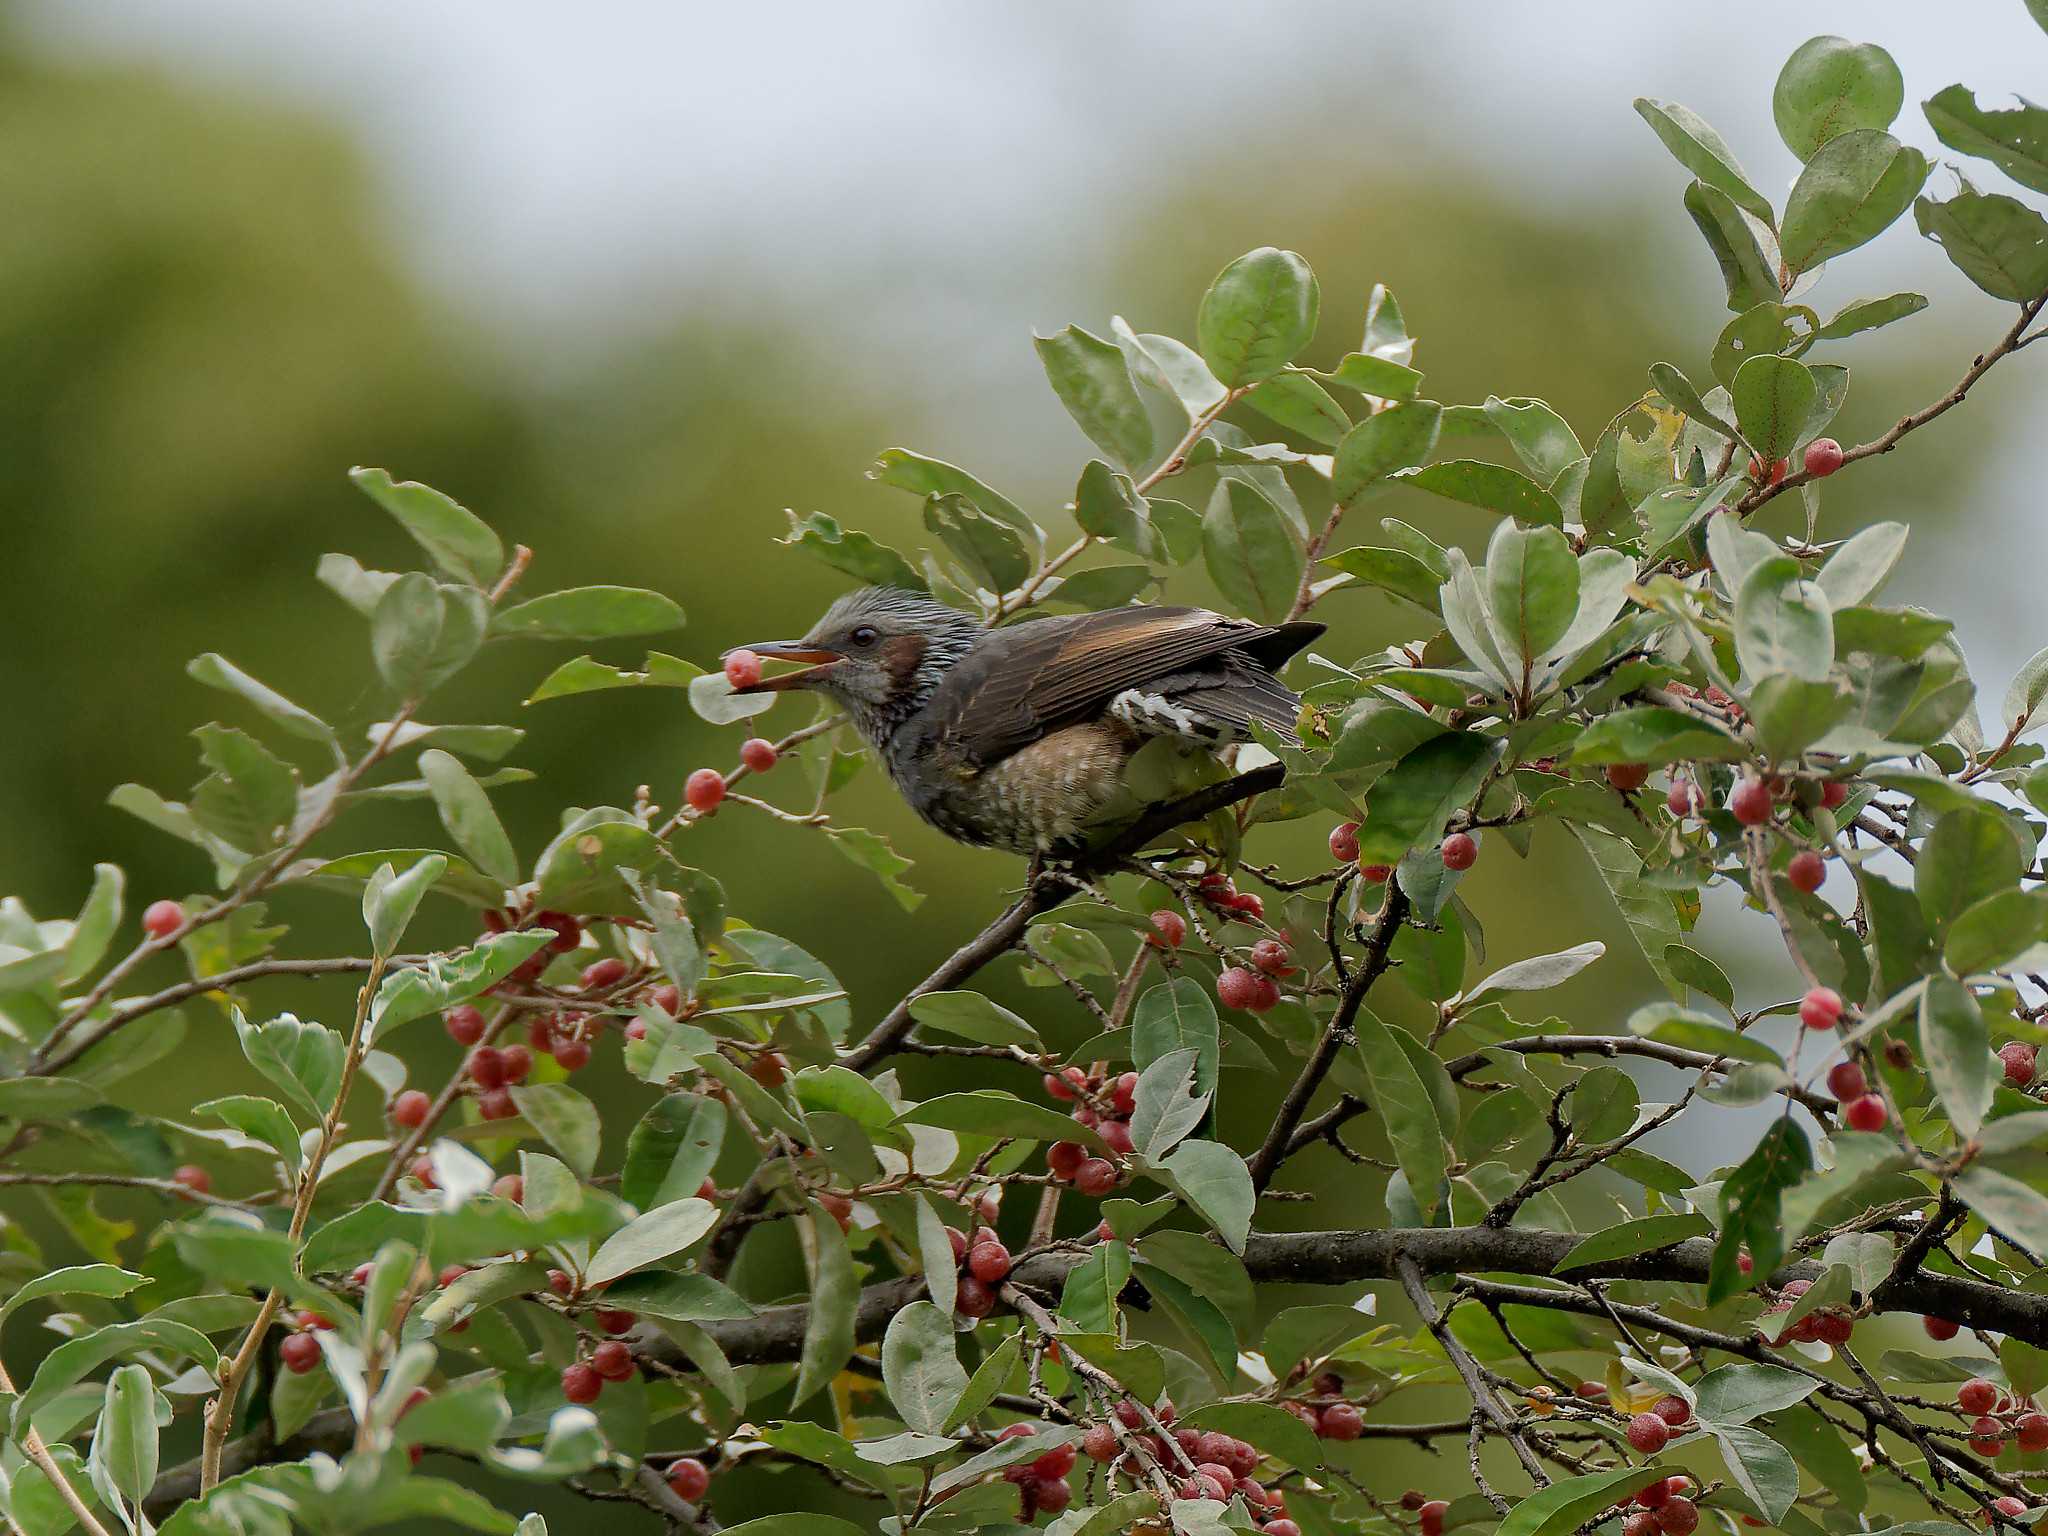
[848,625,880,647]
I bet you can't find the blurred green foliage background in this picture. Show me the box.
[1,7,2042,1523]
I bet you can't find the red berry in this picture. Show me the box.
[492,1174,524,1203]
[551,1036,591,1072]
[1441,832,1477,870]
[1658,1498,1700,1536]
[1625,1514,1661,1536]
[666,1456,710,1502]
[1961,1379,2001,1414]
[1652,1394,1690,1427]
[596,1308,637,1336]
[1821,778,1850,810]
[390,1090,431,1128]
[1638,1479,1673,1509]
[579,956,628,990]
[296,1308,331,1330]
[1924,1315,1961,1342]
[477,1087,516,1120]
[1318,1402,1364,1440]
[1047,1141,1086,1181]
[1729,777,1774,825]
[1229,891,1266,922]
[955,1276,996,1318]
[1250,938,1292,976]
[1032,1443,1077,1480]
[1971,1416,2006,1456]
[650,984,682,1015]
[740,737,779,773]
[2001,1041,2037,1089]
[1031,1476,1073,1514]
[1044,1066,1087,1102]
[499,1043,533,1083]
[409,1156,437,1189]
[548,1269,576,1297]
[142,899,184,939]
[2019,1413,2048,1452]
[1627,1412,1670,1454]
[1815,1310,1854,1345]
[1421,1501,1449,1536]
[1358,861,1393,883]
[1100,1118,1135,1156]
[685,768,727,813]
[1606,763,1650,793]
[1804,438,1844,478]
[1263,1521,1302,1536]
[1147,909,1187,949]
[1800,987,1843,1030]
[1216,966,1263,1011]
[747,1051,787,1087]
[1666,780,1701,818]
[560,1364,602,1404]
[968,1242,1012,1284]
[1787,850,1826,894]
[1091,1219,1115,1243]
[535,911,583,954]
[467,1046,506,1088]
[435,1265,467,1289]
[443,1005,487,1045]
[591,1340,635,1381]
[1990,1497,2031,1526]
[1110,1071,1138,1116]
[1194,1460,1236,1494]
[172,1164,211,1196]
[1330,822,1361,862]
[1748,455,1789,486]
[1074,1159,1119,1196]
[1082,1423,1119,1461]
[279,1332,323,1374]
[1827,1061,1867,1101]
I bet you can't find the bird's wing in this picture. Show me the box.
[922,606,1322,767]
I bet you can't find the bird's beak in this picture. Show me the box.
[725,640,844,693]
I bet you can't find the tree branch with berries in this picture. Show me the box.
[13,19,2048,1536]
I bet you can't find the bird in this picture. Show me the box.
[726,586,1323,854]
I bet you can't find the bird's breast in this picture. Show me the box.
[899,721,1134,853]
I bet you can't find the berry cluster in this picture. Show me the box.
[1069,1401,1292,1529]
[1758,1279,1855,1348]
[1955,1377,2048,1459]
[943,1223,1012,1320]
[1621,1474,1701,1536]
[546,1269,640,1403]
[1044,1067,1134,1196]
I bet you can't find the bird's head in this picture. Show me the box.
[726,586,984,739]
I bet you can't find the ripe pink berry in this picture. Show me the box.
[1047,1140,1086,1181]
[1666,779,1701,818]
[477,1087,517,1121]
[1074,1158,1119,1196]
[1318,1402,1364,1440]
[444,1005,487,1045]
[1800,987,1843,1030]
[667,1457,710,1501]
[142,899,184,939]
[552,1036,591,1072]
[1804,438,1844,478]
[534,911,583,954]
[1846,1094,1888,1132]
[1420,1501,1449,1536]
[1082,1423,1119,1461]
[279,1332,323,1374]
[467,1046,506,1088]
[1826,1061,1866,1101]
[1749,455,1789,486]
[560,1364,602,1404]
[1990,1496,2031,1526]
[1250,938,1292,976]
[390,1090,431,1129]
[1229,891,1266,922]
[1625,1514,1661,1536]
[1147,909,1186,948]
[1109,1071,1138,1116]
[596,1308,637,1336]
[1787,850,1826,894]
[1924,1315,1961,1342]
[1441,832,1477,870]
[1100,1118,1134,1156]
[1606,763,1650,793]
[1043,1066,1086,1102]
[1217,966,1263,1010]
[1960,1378,2001,1415]
[172,1164,211,1196]
[1033,1443,1078,1480]
[1329,822,1361,862]
[1358,861,1393,883]
[723,649,763,689]
[968,1241,1012,1285]
[1652,1394,1691,1427]
[499,1043,533,1083]
[1821,778,1850,810]
[685,768,726,812]
[955,1275,996,1318]
[579,956,628,990]
[1658,1498,1700,1536]
[2019,1413,2048,1452]
[650,983,682,1015]
[2001,1041,2037,1089]
[1729,778,1774,825]
[409,1156,437,1189]
[739,737,779,773]
[1638,1479,1673,1509]
[1627,1412,1670,1454]
[492,1174,524,1203]
[1970,1416,2006,1456]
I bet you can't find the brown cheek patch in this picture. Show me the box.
[881,633,928,684]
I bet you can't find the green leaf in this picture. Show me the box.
[1557,1214,1711,1272]
[1243,370,1351,447]
[1397,459,1563,528]
[351,467,503,586]
[1570,707,1746,766]
[897,1092,1108,1153]
[881,1300,967,1436]
[191,725,297,854]
[1708,1119,1812,1303]
[533,809,662,913]
[1747,675,1852,763]
[778,511,928,592]
[370,931,549,1035]
[1484,521,1579,670]
[825,826,922,912]
[1,1263,149,1324]
[1635,98,1773,221]
[1059,1241,1131,1333]
[414,751,519,889]
[1036,325,1155,469]
[1735,555,1834,685]
[1650,361,1743,444]
[1711,1425,1799,1523]
[943,1329,1021,1432]
[362,852,446,958]
[869,449,1035,540]
[1202,477,1304,624]
[1685,181,1783,313]
[924,491,1030,591]
[909,990,1043,1050]
[712,1521,870,1536]
[1926,86,2048,195]
[1732,355,1817,464]
[185,653,336,749]
[1354,1011,1447,1219]
[1816,521,1909,609]
[1159,1139,1253,1253]
[586,1197,717,1285]
[1694,1362,1821,1425]
[1773,37,1904,160]
[1779,130,1929,273]
[1354,731,1503,865]
[1497,1465,1670,1536]
[231,1010,343,1124]
[1128,1048,1207,1161]
[1196,247,1320,387]
[1482,396,1583,482]
[1131,979,1220,1099]
[1920,974,1994,1137]
[94,1363,157,1524]
[789,1200,858,1409]
[372,573,488,698]
[1918,807,2028,932]
[59,862,125,986]
[1330,400,1443,507]
[1629,1003,1785,1066]
[1817,292,1928,339]
[1957,1164,2048,1255]
[602,1270,753,1325]
[621,1094,727,1210]
[196,1095,302,1172]
[16,1317,217,1430]
[1461,942,1606,1006]
[1914,188,2048,301]
[1323,350,1424,400]
[527,650,700,704]
[509,1083,602,1177]
[1946,888,2048,976]
[1072,459,1161,561]
[490,586,683,640]
[2005,643,2048,734]
[1321,544,1443,611]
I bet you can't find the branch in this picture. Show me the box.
[1397,1256,1546,1502]
[1442,1032,1837,1118]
